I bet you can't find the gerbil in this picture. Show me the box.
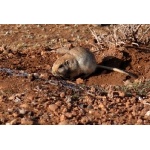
[52,47,137,79]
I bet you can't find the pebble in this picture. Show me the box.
[19,109,26,115]
[65,112,72,119]
[6,123,11,125]
[118,91,125,97]
[62,107,67,113]
[7,108,13,113]
[55,101,62,106]
[65,96,72,103]
[60,115,66,121]
[20,103,29,109]
[8,53,13,58]
[59,120,69,125]
[136,119,143,124]
[98,103,105,109]
[76,78,84,84]
[80,116,88,124]
[87,105,93,109]
[0,95,4,102]
[90,87,96,93]
[41,51,47,57]
[88,109,95,114]
[145,111,150,116]
[138,96,143,101]
[45,64,51,70]
[10,119,18,125]
[26,94,34,101]
[39,73,49,80]
[14,97,21,102]
[28,73,39,81]
[125,101,130,108]
[93,110,101,118]
[48,104,58,112]
[12,113,18,117]
[8,95,15,100]
[60,92,65,98]
[21,118,33,125]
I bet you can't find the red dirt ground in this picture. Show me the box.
[0,24,150,124]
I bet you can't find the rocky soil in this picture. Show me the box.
[0,24,150,124]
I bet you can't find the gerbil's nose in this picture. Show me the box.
[51,68,57,76]
[51,70,55,76]
[51,67,54,75]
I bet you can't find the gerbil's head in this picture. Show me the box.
[52,54,79,79]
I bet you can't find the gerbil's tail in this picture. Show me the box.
[98,65,138,78]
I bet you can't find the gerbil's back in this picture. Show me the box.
[68,47,97,74]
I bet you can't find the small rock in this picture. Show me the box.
[93,110,101,118]
[118,91,125,97]
[59,120,69,125]
[60,115,66,122]
[20,103,29,109]
[60,92,65,98]
[125,101,130,108]
[14,97,21,102]
[138,96,143,101]
[72,111,77,116]
[79,104,84,108]
[88,109,95,114]
[107,91,114,98]
[131,111,136,116]
[87,105,93,109]
[16,93,24,97]
[55,101,62,106]
[145,111,150,116]
[123,80,132,86]
[10,119,18,125]
[7,108,13,113]
[76,78,84,84]
[8,53,13,58]
[6,123,11,125]
[95,95,106,99]
[62,107,67,113]
[116,98,121,103]
[39,73,49,80]
[65,112,72,119]
[48,104,58,112]
[45,64,51,70]
[98,103,105,109]
[19,109,26,115]
[31,55,36,59]
[12,113,18,117]
[26,94,34,101]
[41,51,47,57]
[0,95,4,102]
[8,95,15,100]
[65,96,72,103]
[28,73,39,81]
[90,87,96,93]
[80,116,88,124]
[21,118,33,125]
[136,119,143,124]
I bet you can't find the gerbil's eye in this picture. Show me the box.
[58,64,64,68]
[65,60,69,65]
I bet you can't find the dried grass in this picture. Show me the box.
[89,24,150,50]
